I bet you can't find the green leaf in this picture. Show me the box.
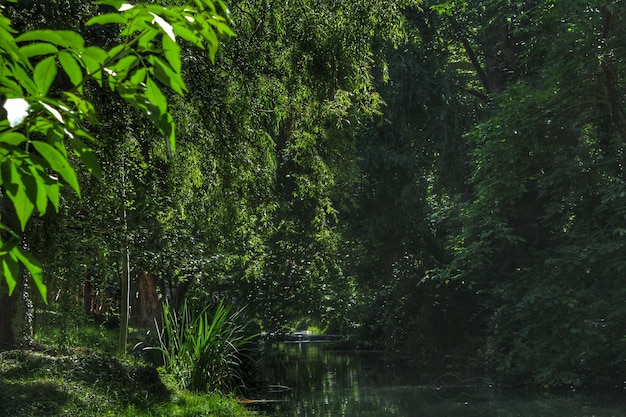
[19,42,58,58]
[112,54,138,80]
[107,44,125,61]
[161,34,181,72]
[217,0,232,17]
[2,253,19,296]
[81,45,108,69]
[80,46,108,86]
[26,164,49,215]
[0,27,27,64]
[0,132,27,146]
[45,181,60,212]
[198,24,219,62]
[16,30,84,50]
[19,165,43,215]
[0,21,15,38]
[172,25,200,48]
[11,63,38,95]
[145,76,167,113]
[211,19,236,37]
[137,28,158,52]
[34,56,57,96]
[129,67,147,85]
[58,50,83,88]
[195,0,218,12]
[64,92,98,124]
[86,13,128,26]
[149,55,186,95]
[5,163,35,231]
[162,111,176,155]
[69,137,102,179]
[0,74,24,97]
[15,246,46,303]
[32,141,80,196]
[121,13,154,37]
[28,114,57,137]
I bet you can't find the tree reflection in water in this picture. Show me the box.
[251,342,626,417]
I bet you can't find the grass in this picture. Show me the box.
[153,301,258,394]
[0,312,260,417]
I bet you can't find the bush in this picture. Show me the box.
[152,301,258,393]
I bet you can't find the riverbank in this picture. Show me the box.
[0,348,258,417]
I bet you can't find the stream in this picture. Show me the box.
[251,341,626,417]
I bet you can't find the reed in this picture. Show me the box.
[152,300,258,393]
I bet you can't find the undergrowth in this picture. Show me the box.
[0,311,259,417]
[151,301,259,394]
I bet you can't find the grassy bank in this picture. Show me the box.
[0,318,259,417]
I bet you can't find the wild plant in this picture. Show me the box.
[151,300,258,393]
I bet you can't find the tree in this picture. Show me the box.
[427,0,626,386]
[332,0,483,352]
[157,0,422,331]
[0,0,233,349]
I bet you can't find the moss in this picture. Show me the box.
[0,350,259,417]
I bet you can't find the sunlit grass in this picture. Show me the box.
[0,311,260,417]
[125,391,257,417]
[35,321,118,354]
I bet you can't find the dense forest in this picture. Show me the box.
[1,0,626,396]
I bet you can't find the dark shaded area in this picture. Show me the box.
[253,343,626,417]
[0,350,170,416]
[0,380,71,417]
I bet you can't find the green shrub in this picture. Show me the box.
[151,301,258,394]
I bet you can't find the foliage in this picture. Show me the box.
[425,0,626,386]
[0,349,255,417]
[339,0,482,351]
[0,0,234,301]
[7,0,626,390]
[156,0,423,331]
[34,307,119,355]
[152,301,258,394]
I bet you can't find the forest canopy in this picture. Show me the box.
[1,0,626,389]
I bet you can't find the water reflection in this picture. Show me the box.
[252,342,626,417]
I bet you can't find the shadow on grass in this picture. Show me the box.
[0,349,171,416]
[0,380,71,417]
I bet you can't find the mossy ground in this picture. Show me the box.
[0,320,259,417]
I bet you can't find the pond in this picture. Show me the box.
[250,342,626,417]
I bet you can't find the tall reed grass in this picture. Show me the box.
[151,301,258,393]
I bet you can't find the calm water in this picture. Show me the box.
[251,342,626,417]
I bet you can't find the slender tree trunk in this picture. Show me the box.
[119,242,130,353]
[118,155,130,354]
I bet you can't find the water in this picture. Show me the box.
[251,342,626,417]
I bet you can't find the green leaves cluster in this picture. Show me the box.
[151,301,257,393]
[0,0,233,301]
[421,0,626,386]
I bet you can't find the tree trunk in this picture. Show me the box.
[0,275,34,351]
[118,155,130,354]
[138,272,162,327]
[118,242,130,353]
[0,195,34,351]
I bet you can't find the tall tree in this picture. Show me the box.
[429,0,626,386]
[0,0,233,349]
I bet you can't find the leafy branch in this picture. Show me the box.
[0,0,234,301]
